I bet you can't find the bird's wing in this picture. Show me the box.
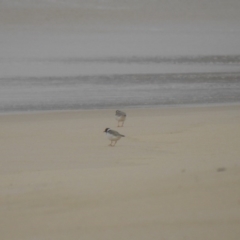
[108,129,123,137]
[116,110,126,116]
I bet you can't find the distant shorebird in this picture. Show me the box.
[115,110,126,127]
[104,128,125,146]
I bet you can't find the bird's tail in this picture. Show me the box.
[121,134,125,137]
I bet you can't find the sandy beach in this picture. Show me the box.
[0,105,240,240]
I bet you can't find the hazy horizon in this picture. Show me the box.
[1,0,240,26]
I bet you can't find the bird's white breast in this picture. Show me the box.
[115,115,126,122]
[106,132,120,141]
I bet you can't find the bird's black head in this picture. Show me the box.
[104,128,110,132]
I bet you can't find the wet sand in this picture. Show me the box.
[0,105,240,240]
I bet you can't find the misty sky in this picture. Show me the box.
[1,0,240,25]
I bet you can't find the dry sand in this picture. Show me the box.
[0,105,240,240]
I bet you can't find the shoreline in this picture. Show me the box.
[1,101,240,116]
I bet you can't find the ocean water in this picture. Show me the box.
[1,1,240,113]
[1,60,240,113]
[1,46,240,113]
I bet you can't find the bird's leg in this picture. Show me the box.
[121,121,124,127]
[109,141,113,146]
[113,141,117,146]
[117,121,120,127]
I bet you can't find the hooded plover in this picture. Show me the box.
[115,110,126,127]
[104,128,125,146]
